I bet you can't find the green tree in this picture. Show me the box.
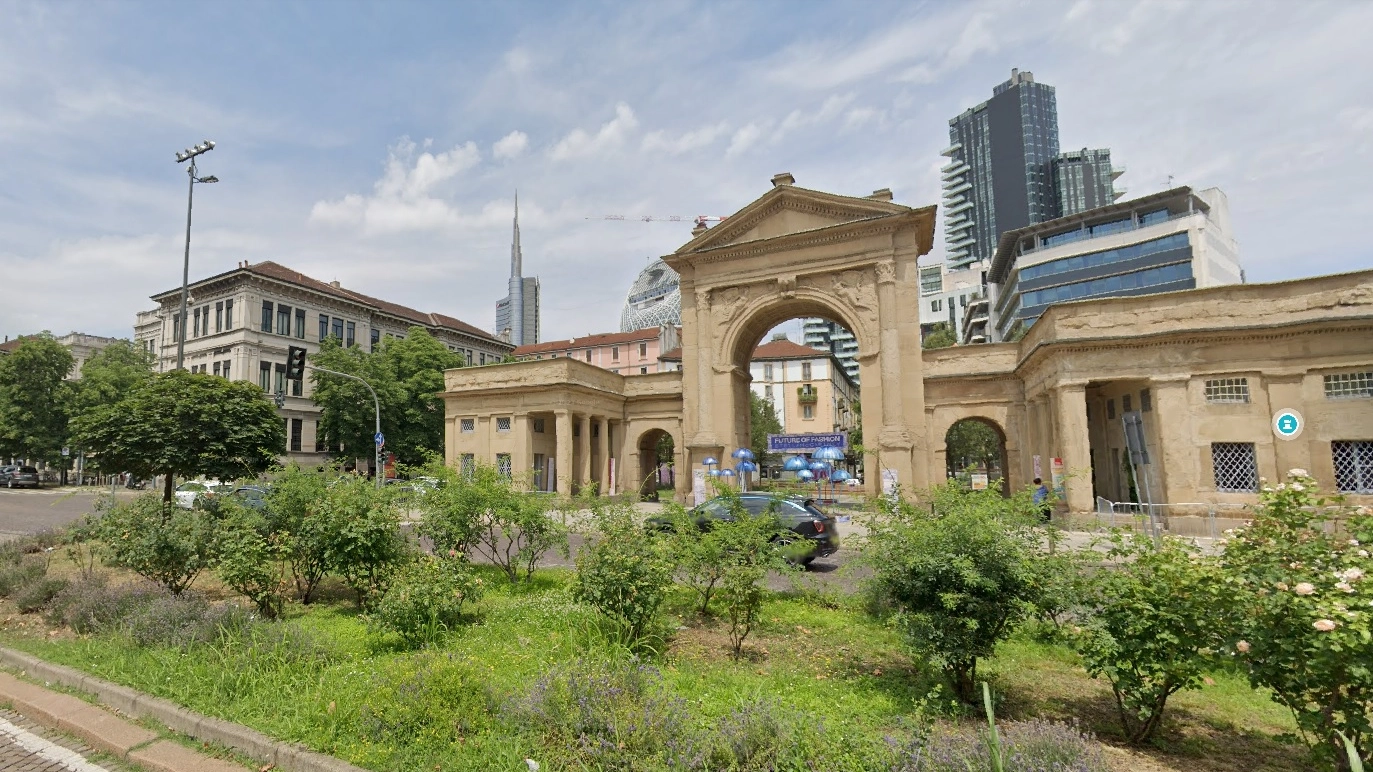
[944,419,1003,479]
[749,391,782,467]
[0,333,74,465]
[71,340,155,416]
[71,370,286,502]
[310,327,464,467]
[922,323,957,350]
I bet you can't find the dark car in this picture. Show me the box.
[647,492,839,565]
[1,466,41,489]
[230,485,270,512]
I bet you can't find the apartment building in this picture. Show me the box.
[514,326,680,375]
[134,260,512,467]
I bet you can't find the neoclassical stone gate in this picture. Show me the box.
[664,174,937,497]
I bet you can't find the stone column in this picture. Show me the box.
[513,413,532,489]
[873,261,914,492]
[1150,377,1195,504]
[555,410,573,495]
[576,414,591,494]
[595,416,609,496]
[1054,383,1093,513]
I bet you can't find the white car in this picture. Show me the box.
[174,480,229,509]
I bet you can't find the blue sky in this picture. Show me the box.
[2,0,1371,343]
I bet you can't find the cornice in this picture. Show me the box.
[675,211,927,266]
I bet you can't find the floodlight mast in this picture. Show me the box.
[173,140,217,371]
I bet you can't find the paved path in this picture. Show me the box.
[0,709,121,772]
[0,489,135,544]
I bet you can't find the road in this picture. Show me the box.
[0,488,134,544]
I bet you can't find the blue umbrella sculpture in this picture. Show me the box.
[735,460,757,491]
[732,448,755,461]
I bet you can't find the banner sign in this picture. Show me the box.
[1051,457,1065,497]
[692,469,708,506]
[970,473,989,491]
[767,432,848,453]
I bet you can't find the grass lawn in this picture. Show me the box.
[0,560,1310,772]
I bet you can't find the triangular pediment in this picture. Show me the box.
[674,183,910,255]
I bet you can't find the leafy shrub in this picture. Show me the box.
[572,501,674,645]
[46,579,167,634]
[1073,533,1224,744]
[0,561,46,597]
[505,656,703,769]
[264,463,332,603]
[213,502,289,618]
[14,577,68,613]
[1219,471,1373,769]
[370,555,484,646]
[417,461,568,583]
[863,483,1046,703]
[891,719,1109,771]
[123,592,253,648]
[92,494,215,594]
[358,654,495,744]
[317,475,411,608]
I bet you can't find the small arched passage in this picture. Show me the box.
[943,417,1010,496]
[636,428,676,500]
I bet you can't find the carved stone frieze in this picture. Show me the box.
[776,275,797,299]
[874,260,896,285]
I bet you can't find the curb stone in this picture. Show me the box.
[0,646,369,772]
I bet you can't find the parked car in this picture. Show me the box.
[1,465,41,489]
[173,480,230,510]
[230,485,270,512]
[646,492,839,565]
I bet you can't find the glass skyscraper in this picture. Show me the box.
[942,69,1120,269]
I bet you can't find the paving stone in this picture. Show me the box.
[53,708,155,758]
[128,740,246,772]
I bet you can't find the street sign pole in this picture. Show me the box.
[311,365,384,490]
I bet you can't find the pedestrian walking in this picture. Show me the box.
[1033,477,1052,522]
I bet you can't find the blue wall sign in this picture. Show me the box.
[766,432,848,453]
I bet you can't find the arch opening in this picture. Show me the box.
[636,429,675,501]
[944,417,1010,496]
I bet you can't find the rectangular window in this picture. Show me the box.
[585,350,592,362]
[640,367,647,374]
[1107,399,1116,420]
[332,318,344,341]
[294,309,305,339]
[932,299,942,313]
[460,418,475,433]
[215,302,223,332]
[346,321,355,348]
[261,301,273,332]
[371,329,380,351]
[259,362,271,392]
[803,404,815,419]
[639,342,647,357]
[277,305,291,335]
[213,362,221,377]
[172,313,180,342]
[193,308,201,337]
[1333,440,1373,493]
[764,363,774,380]
[1141,388,1152,413]
[315,424,326,453]
[612,346,620,361]
[1122,394,1132,413]
[319,314,329,342]
[496,453,512,478]
[225,299,233,329]
[496,416,512,432]
[274,363,286,395]
[290,419,302,452]
[1211,442,1258,493]
[1204,377,1250,404]
[532,418,545,433]
[223,360,231,379]
[764,384,773,400]
[460,454,475,477]
[802,362,812,381]
[1324,371,1373,399]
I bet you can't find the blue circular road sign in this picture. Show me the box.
[1272,409,1304,441]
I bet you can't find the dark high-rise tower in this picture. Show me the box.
[495,192,540,346]
[941,69,1119,269]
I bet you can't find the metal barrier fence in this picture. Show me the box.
[1082,498,1257,540]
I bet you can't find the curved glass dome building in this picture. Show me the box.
[620,259,681,332]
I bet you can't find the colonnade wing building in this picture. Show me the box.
[440,176,1373,512]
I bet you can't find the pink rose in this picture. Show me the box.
[1313,619,1337,632]
[1294,582,1316,596]
[1236,640,1251,653]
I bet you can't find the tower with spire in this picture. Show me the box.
[495,192,540,346]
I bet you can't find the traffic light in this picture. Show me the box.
[285,346,308,381]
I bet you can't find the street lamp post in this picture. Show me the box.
[174,140,218,371]
[309,365,383,490]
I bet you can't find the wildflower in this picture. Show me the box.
[1341,567,1365,582]
[1276,582,1289,591]
[1289,468,1309,478]
[1276,483,1287,491]
[1236,640,1251,653]
[1313,619,1338,632]
[1360,550,1370,559]
[1336,582,1354,593]
[1294,583,1316,596]
[1352,540,1362,546]
[1290,482,1306,492]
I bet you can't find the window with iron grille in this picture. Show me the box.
[1140,388,1152,412]
[290,419,302,452]
[1324,371,1373,399]
[532,418,545,433]
[1333,440,1373,493]
[460,418,475,433]
[1205,378,1250,403]
[496,453,512,478]
[460,454,475,477]
[496,416,511,432]
[1211,442,1258,492]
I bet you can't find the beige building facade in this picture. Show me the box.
[513,326,680,375]
[441,176,1373,509]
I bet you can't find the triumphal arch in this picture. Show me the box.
[665,173,934,495]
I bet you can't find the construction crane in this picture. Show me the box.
[585,214,729,227]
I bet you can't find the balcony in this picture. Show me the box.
[797,386,819,404]
[939,142,963,157]
[1111,165,1126,179]
[942,180,972,196]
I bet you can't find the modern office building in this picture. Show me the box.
[918,260,989,341]
[620,258,681,332]
[135,260,512,467]
[1053,148,1125,217]
[495,193,541,346]
[984,186,1242,343]
[801,319,860,383]
[941,69,1121,269]
[514,326,680,375]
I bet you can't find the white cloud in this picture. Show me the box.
[493,130,529,160]
[641,121,729,155]
[726,123,763,157]
[549,103,638,160]
[310,137,481,233]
